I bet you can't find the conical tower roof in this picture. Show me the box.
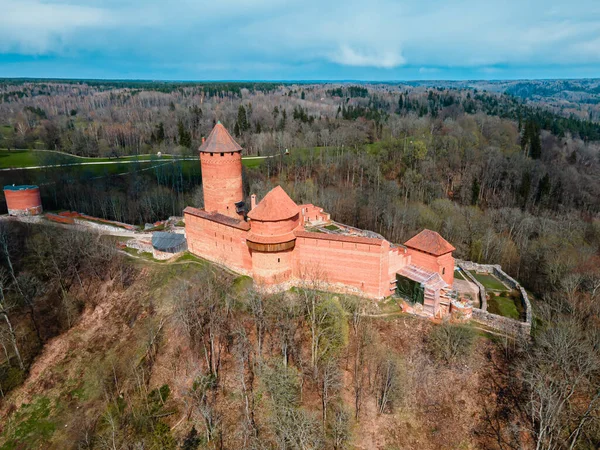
[248,186,299,222]
[404,229,455,256]
[199,122,243,153]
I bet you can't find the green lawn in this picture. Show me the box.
[487,294,522,320]
[324,224,340,231]
[0,148,265,170]
[174,252,206,264]
[454,269,465,281]
[242,158,265,169]
[468,271,507,291]
[0,149,187,169]
[0,150,46,169]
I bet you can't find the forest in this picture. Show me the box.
[0,80,600,449]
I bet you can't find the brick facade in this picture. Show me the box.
[407,250,455,285]
[200,152,244,218]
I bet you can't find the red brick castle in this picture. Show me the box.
[184,123,456,317]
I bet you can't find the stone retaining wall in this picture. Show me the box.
[126,239,153,253]
[74,219,130,234]
[491,266,533,325]
[472,308,531,337]
[152,248,184,260]
[457,259,532,336]
[457,263,487,310]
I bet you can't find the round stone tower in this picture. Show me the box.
[3,185,43,216]
[199,122,244,218]
[247,186,300,286]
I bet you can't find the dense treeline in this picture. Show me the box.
[2,80,600,158]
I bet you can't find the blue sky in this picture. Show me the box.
[1,0,599,81]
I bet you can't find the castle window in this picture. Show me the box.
[278,258,280,263]
[220,152,224,156]
[442,267,446,275]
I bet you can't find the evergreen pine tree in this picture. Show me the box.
[178,120,191,148]
[535,174,551,205]
[529,122,542,159]
[397,94,404,114]
[156,122,165,143]
[471,178,480,205]
[236,105,249,133]
[519,171,531,208]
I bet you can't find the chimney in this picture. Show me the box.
[250,194,257,211]
[201,136,206,144]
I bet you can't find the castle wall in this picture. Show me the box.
[408,250,454,285]
[293,231,390,298]
[184,211,252,274]
[200,152,243,218]
[388,246,410,277]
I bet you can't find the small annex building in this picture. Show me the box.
[3,185,43,216]
[184,123,457,317]
[151,232,187,260]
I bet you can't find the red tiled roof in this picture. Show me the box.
[404,229,455,256]
[247,186,299,222]
[199,122,243,154]
[183,206,250,231]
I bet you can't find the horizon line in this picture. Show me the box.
[1,76,599,84]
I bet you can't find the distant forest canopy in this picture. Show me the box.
[1,79,599,156]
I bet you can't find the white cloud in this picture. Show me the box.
[0,0,117,54]
[330,45,405,68]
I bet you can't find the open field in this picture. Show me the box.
[487,292,523,320]
[0,149,183,169]
[468,271,508,291]
[0,148,268,171]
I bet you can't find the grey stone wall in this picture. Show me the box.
[472,308,531,337]
[457,262,487,311]
[491,266,533,325]
[126,239,153,253]
[456,259,532,336]
[74,219,130,234]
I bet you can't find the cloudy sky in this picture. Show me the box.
[0,0,599,80]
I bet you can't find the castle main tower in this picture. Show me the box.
[199,122,244,218]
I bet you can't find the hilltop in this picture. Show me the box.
[0,221,516,449]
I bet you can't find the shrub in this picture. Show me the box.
[427,323,476,364]
[0,365,26,395]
